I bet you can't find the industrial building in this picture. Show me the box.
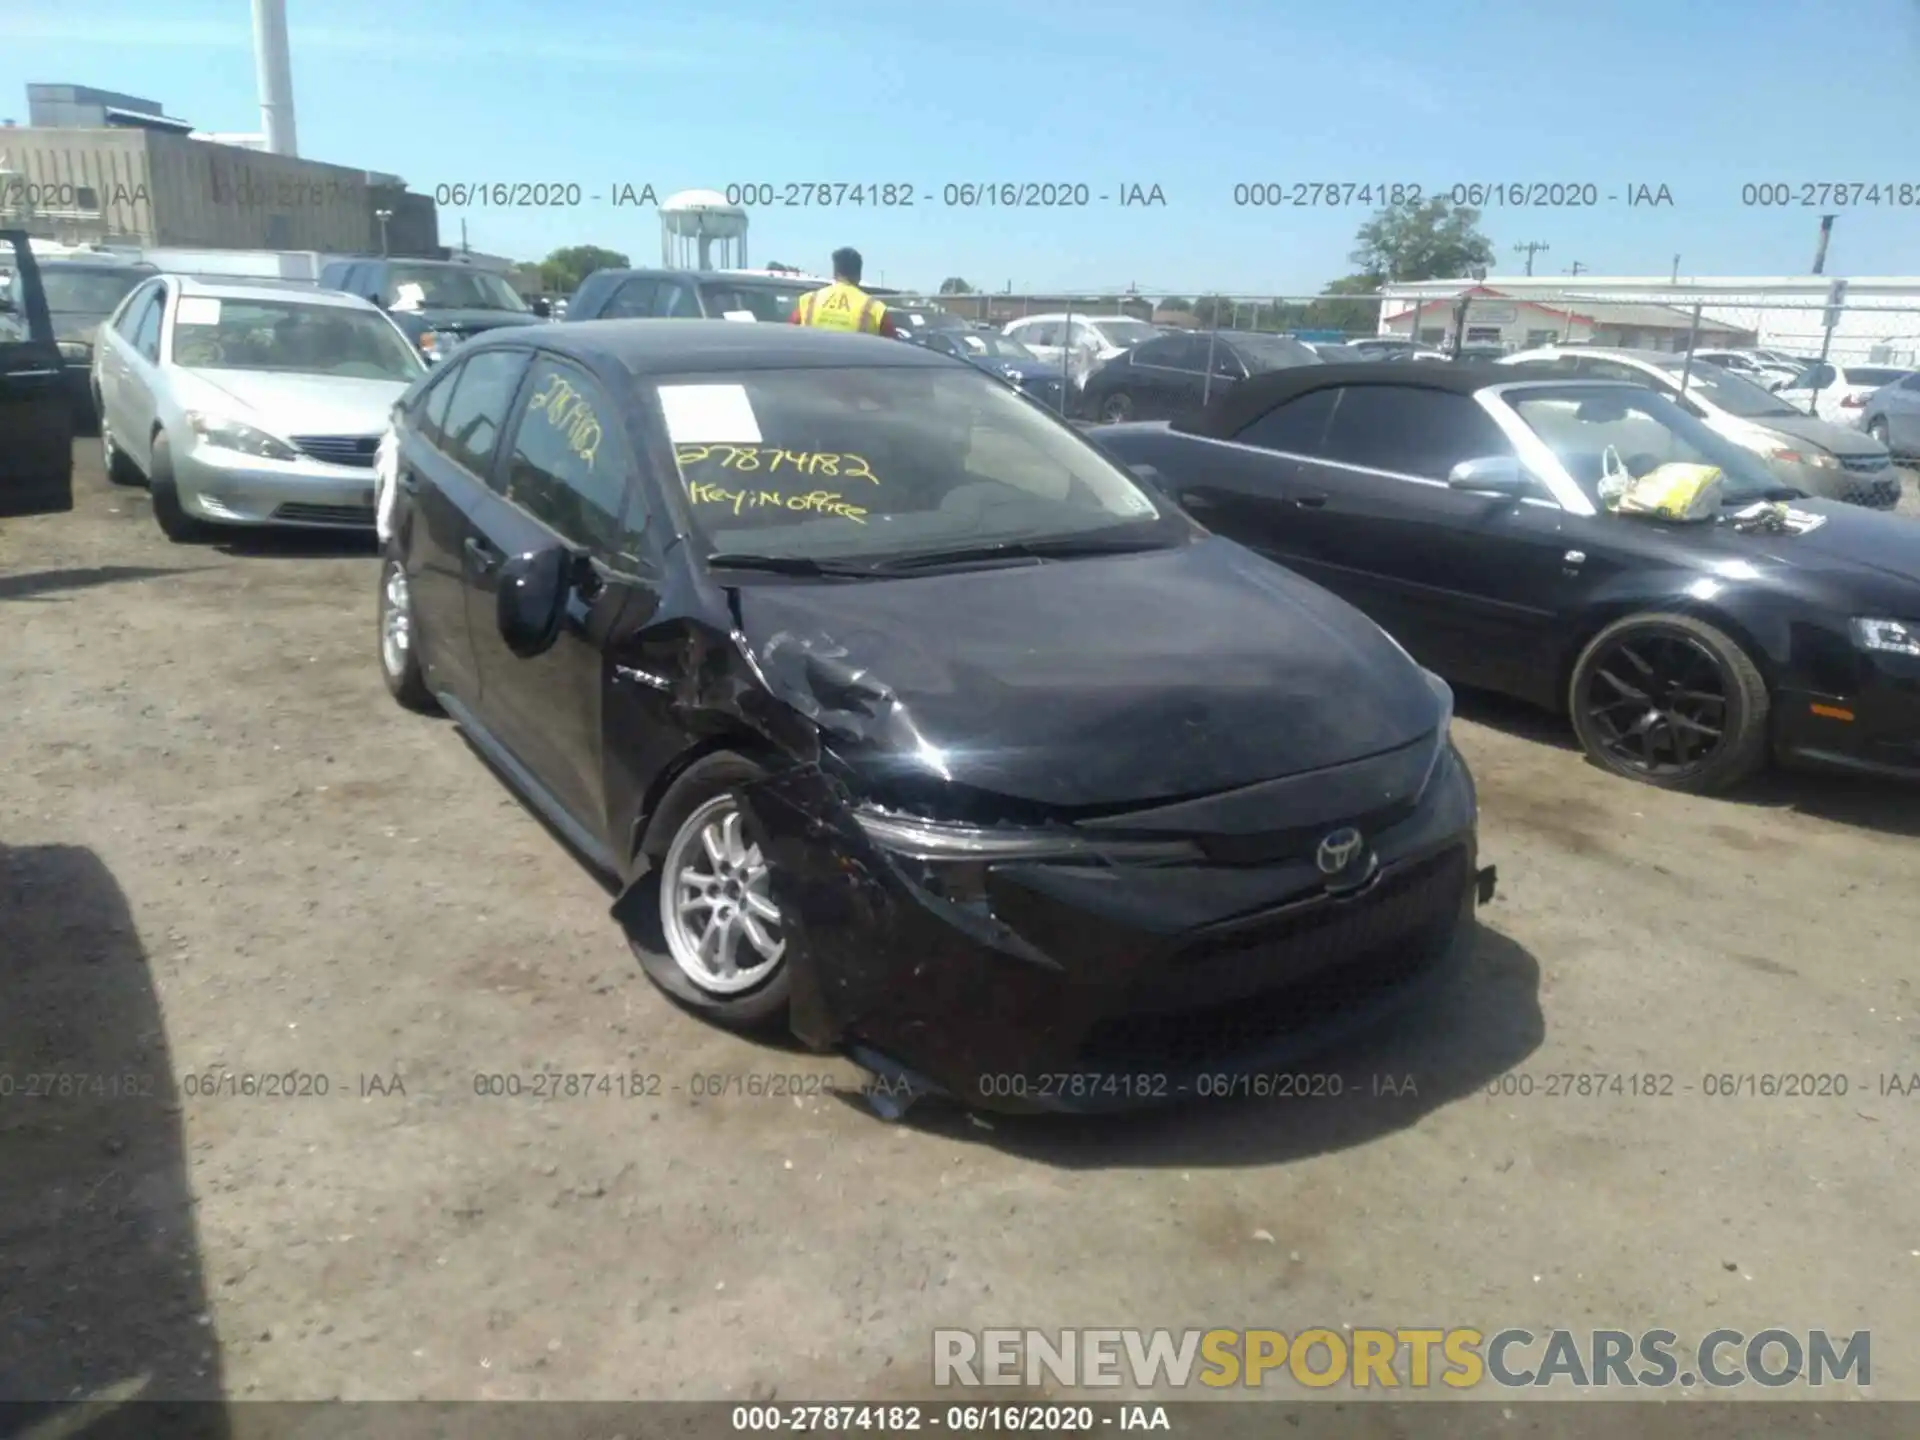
[1376,275,1920,365]
[1,80,438,257]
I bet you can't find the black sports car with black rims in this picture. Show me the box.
[1091,361,1920,793]
[375,322,1490,1114]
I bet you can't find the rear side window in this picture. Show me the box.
[436,348,533,480]
[1847,368,1906,386]
[1319,385,1514,480]
[1234,388,1338,453]
[598,277,657,319]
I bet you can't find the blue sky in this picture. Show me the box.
[4,0,1918,293]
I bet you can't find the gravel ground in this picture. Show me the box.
[3,448,1918,1407]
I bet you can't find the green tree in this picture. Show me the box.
[1348,196,1493,283]
[1157,295,1193,315]
[1190,294,1243,328]
[938,277,974,294]
[537,244,631,295]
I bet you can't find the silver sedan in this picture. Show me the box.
[92,275,427,541]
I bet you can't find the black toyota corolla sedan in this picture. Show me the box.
[374,322,1491,1114]
[1090,362,1920,794]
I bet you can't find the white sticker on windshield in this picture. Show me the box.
[176,297,222,326]
[657,384,763,444]
[721,310,758,323]
[391,282,426,312]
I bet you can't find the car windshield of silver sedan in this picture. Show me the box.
[953,333,1035,360]
[1092,319,1159,348]
[1657,360,1803,419]
[659,365,1171,565]
[1508,384,1797,506]
[170,298,429,382]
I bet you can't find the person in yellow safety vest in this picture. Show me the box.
[789,247,900,338]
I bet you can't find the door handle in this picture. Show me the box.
[463,536,500,573]
[1289,492,1329,509]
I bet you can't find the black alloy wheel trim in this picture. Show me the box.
[1579,627,1731,777]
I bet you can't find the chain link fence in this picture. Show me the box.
[882,285,1920,501]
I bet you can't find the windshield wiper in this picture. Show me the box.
[869,533,1166,572]
[704,552,884,578]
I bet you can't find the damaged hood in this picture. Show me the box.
[735,536,1445,809]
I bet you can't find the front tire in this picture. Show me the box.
[1098,390,1136,423]
[100,407,145,487]
[626,753,792,1030]
[377,553,439,713]
[148,432,211,543]
[1568,613,1769,794]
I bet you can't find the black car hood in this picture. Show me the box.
[734,537,1444,809]
[1736,497,1920,586]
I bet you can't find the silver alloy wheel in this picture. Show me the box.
[660,794,785,995]
[380,562,412,678]
[1101,392,1134,422]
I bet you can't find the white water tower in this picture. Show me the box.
[660,189,747,270]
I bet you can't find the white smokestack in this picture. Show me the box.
[251,0,298,157]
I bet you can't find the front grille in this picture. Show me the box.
[1839,453,1891,474]
[291,435,380,468]
[1077,846,1469,1070]
[273,502,375,527]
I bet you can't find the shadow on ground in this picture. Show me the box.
[0,567,204,603]
[0,843,230,1434]
[894,921,1543,1169]
[211,530,380,561]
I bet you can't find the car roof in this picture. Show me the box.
[1176,359,1606,439]
[1008,313,1146,325]
[169,275,373,308]
[1509,345,1681,367]
[459,317,955,376]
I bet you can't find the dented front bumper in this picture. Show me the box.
[739,744,1484,1116]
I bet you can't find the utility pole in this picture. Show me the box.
[374,208,392,256]
[1671,254,1681,283]
[1565,260,1587,276]
[1513,240,1550,276]
[1811,214,1836,275]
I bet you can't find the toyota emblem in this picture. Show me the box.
[1315,827,1365,875]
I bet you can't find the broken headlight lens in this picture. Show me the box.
[851,810,1202,864]
[852,810,1203,916]
[1852,618,1920,657]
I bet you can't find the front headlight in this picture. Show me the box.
[183,411,300,461]
[1765,444,1838,470]
[852,809,1200,864]
[1851,618,1920,657]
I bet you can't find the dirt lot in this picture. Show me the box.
[3,445,1919,1408]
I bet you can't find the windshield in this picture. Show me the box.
[658,366,1173,564]
[702,282,808,322]
[1847,367,1910,386]
[953,332,1036,361]
[1091,319,1158,349]
[171,297,429,382]
[34,266,150,318]
[1655,360,1803,419]
[1509,384,1791,506]
[1230,334,1324,372]
[383,266,528,313]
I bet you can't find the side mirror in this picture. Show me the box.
[531,298,552,318]
[1446,455,1534,496]
[496,546,570,658]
